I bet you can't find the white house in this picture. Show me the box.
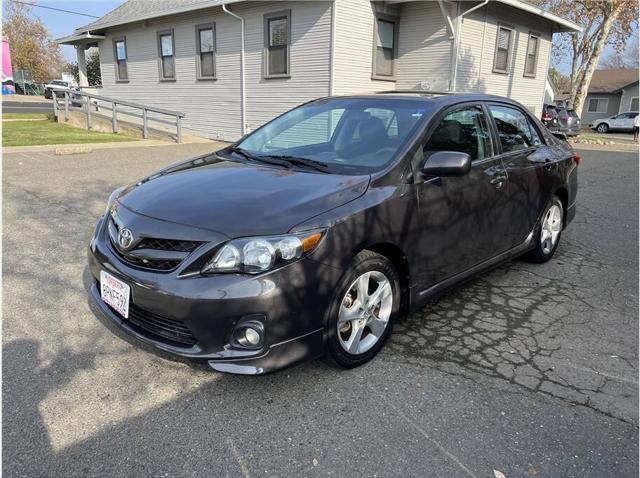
[58,0,580,141]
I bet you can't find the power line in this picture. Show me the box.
[12,1,100,18]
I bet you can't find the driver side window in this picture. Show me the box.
[423,106,492,161]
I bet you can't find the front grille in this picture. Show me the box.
[136,238,202,253]
[107,218,202,272]
[120,255,181,271]
[127,303,197,346]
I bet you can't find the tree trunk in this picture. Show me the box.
[573,10,620,116]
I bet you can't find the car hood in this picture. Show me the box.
[116,153,370,238]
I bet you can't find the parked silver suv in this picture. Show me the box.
[590,112,639,134]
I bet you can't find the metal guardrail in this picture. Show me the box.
[51,89,186,143]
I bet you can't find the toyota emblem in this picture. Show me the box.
[118,228,134,249]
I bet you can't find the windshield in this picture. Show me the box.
[51,80,67,86]
[234,97,432,174]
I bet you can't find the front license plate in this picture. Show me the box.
[100,270,130,318]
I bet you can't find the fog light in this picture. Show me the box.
[232,318,265,349]
[244,327,261,346]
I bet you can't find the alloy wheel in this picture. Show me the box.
[337,271,393,355]
[541,204,562,254]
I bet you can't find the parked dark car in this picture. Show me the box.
[88,94,579,374]
[557,108,581,136]
[541,103,559,130]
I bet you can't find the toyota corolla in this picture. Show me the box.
[88,94,578,374]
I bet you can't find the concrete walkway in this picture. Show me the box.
[4,138,227,155]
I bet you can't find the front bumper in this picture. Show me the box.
[87,214,342,374]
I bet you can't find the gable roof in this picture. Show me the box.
[588,69,639,94]
[67,0,580,35]
[73,0,243,33]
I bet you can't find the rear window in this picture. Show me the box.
[567,109,578,118]
[546,106,557,114]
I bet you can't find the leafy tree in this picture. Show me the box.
[64,49,102,86]
[531,0,639,115]
[548,67,570,93]
[2,0,64,83]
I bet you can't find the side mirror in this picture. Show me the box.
[551,131,568,141]
[420,151,471,177]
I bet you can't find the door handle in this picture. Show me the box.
[490,176,504,189]
[544,158,553,171]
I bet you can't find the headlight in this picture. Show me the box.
[202,230,324,274]
[105,186,124,215]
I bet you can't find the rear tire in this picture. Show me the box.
[523,196,563,263]
[597,123,609,134]
[324,250,400,369]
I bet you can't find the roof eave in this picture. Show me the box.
[56,32,106,46]
[494,0,582,33]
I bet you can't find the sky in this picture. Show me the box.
[16,0,629,73]
[20,0,125,62]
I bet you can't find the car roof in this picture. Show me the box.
[325,93,533,110]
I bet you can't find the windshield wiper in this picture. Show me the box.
[260,155,330,173]
[227,146,256,161]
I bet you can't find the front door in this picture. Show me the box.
[486,103,552,247]
[413,104,511,289]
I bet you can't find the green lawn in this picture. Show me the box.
[2,112,50,120]
[3,118,136,147]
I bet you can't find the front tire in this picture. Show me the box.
[325,250,400,369]
[597,123,609,133]
[523,196,563,263]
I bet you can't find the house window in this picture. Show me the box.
[264,10,291,78]
[373,14,399,80]
[196,24,215,79]
[630,97,639,111]
[113,37,128,81]
[524,33,539,77]
[587,98,609,113]
[157,29,175,80]
[493,25,514,74]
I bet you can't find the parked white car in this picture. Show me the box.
[44,80,73,99]
[590,112,639,133]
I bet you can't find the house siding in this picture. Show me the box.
[619,83,639,113]
[332,1,399,95]
[456,2,553,116]
[582,93,621,125]
[395,1,453,91]
[97,1,332,141]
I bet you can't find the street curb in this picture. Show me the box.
[572,143,639,153]
[4,139,176,154]
[55,146,94,155]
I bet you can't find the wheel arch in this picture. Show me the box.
[554,186,569,228]
[364,242,411,315]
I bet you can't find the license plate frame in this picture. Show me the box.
[100,270,130,319]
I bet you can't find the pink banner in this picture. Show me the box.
[2,37,16,94]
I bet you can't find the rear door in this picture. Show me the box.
[486,103,554,247]
[413,103,512,288]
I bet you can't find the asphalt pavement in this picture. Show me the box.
[3,144,638,477]
[3,100,53,114]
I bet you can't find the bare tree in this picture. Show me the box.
[599,37,639,69]
[532,0,638,116]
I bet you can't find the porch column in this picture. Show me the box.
[76,45,88,87]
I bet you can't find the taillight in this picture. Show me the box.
[560,116,568,121]
[542,113,552,121]
[573,154,581,166]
